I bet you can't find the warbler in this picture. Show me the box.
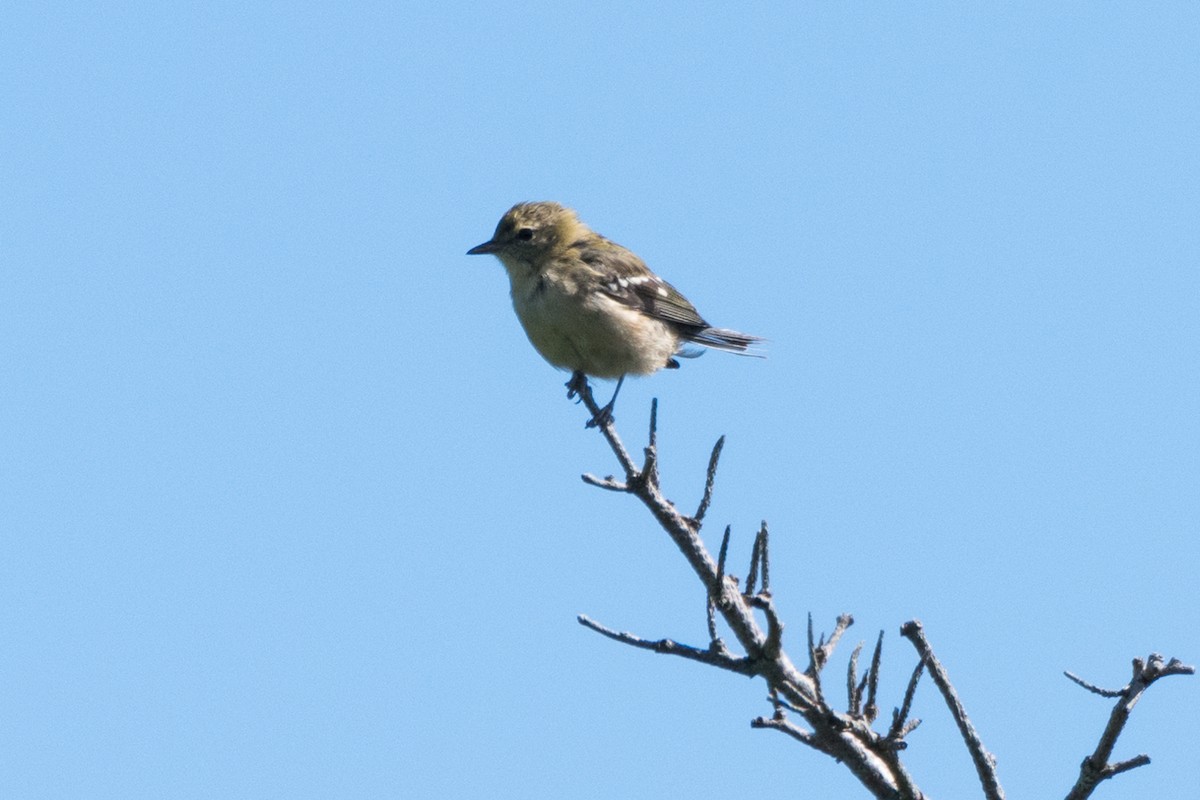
[468,201,761,423]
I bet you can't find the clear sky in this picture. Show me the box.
[3,3,1197,798]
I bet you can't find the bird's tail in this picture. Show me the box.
[687,327,765,357]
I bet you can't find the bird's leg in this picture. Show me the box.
[586,375,624,429]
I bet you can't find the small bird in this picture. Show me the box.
[468,201,761,425]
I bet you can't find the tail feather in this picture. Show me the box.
[686,327,765,357]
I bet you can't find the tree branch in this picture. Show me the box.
[580,473,628,492]
[567,379,1189,800]
[865,630,884,724]
[693,436,725,526]
[901,620,1005,800]
[570,380,913,799]
[751,712,826,753]
[577,614,755,676]
[887,657,925,744]
[1063,654,1194,800]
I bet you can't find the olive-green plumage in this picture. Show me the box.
[468,202,760,380]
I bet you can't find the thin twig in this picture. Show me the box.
[693,436,725,526]
[716,525,731,583]
[857,673,872,721]
[770,694,811,716]
[648,397,658,451]
[888,658,925,741]
[865,630,884,724]
[578,614,755,676]
[848,641,864,717]
[815,614,854,671]
[708,525,732,642]
[806,614,825,704]
[894,718,921,742]
[581,473,628,492]
[758,521,770,592]
[1107,755,1151,776]
[751,714,824,751]
[746,593,784,660]
[568,373,639,478]
[901,620,1005,800]
[640,399,659,489]
[746,531,762,596]
[1063,671,1122,698]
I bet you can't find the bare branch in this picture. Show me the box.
[758,521,770,592]
[581,473,628,492]
[895,718,921,741]
[848,641,864,717]
[751,714,828,753]
[745,593,784,661]
[1064,654,1195,800]
[865,630,884,724]
[641,399,660,489]
[805,613,826,705]
[746,529,763,596]
[648,396,658,451]
[1063,670,1123,698]
[1107,754,1152,776]
[770,693,813,716]
[707,525,732,643]
[567,384,902,798]
[901,620,1005,800]
[567,372,639,478]
[857,672,872,721]
[564,375,1193,800]
[716,524,731,579]
[814,613,855,671]
[577,614,755,676]
[888,658,925,742]
[693,436,725,526]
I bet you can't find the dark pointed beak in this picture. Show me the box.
[467,240,499,255]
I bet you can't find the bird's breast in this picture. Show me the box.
[507,272,678,378]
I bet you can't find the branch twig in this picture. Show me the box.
[901,620,1005,800]
[580,473,627,492]
[578,614,755,676]
[1063,654,1194,800]
[1062,670,1122,698]
[693,436,725,526]
[865,630,883,724]
[848,641,864,717]
[751,713,825,752]
[888,658,925,743]
[814,613,854,671]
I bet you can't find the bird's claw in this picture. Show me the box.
[566,370,618,427]
[566,370,587,402]
[585,403,615,429]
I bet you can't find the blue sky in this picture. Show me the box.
[2,2,1197,798]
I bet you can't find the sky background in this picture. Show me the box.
[3,2,1198,798]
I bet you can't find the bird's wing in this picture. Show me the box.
[579,240,710,332]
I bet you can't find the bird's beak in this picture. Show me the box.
[467,239,499,255]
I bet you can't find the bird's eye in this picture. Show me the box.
[516,227,534,241]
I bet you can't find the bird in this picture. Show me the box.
[467,201,761,425]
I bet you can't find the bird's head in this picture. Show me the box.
[467,202,590,270]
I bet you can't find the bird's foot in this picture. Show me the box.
[565,370,588,402]
[585,402,615,429]
[566,370,618,427]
